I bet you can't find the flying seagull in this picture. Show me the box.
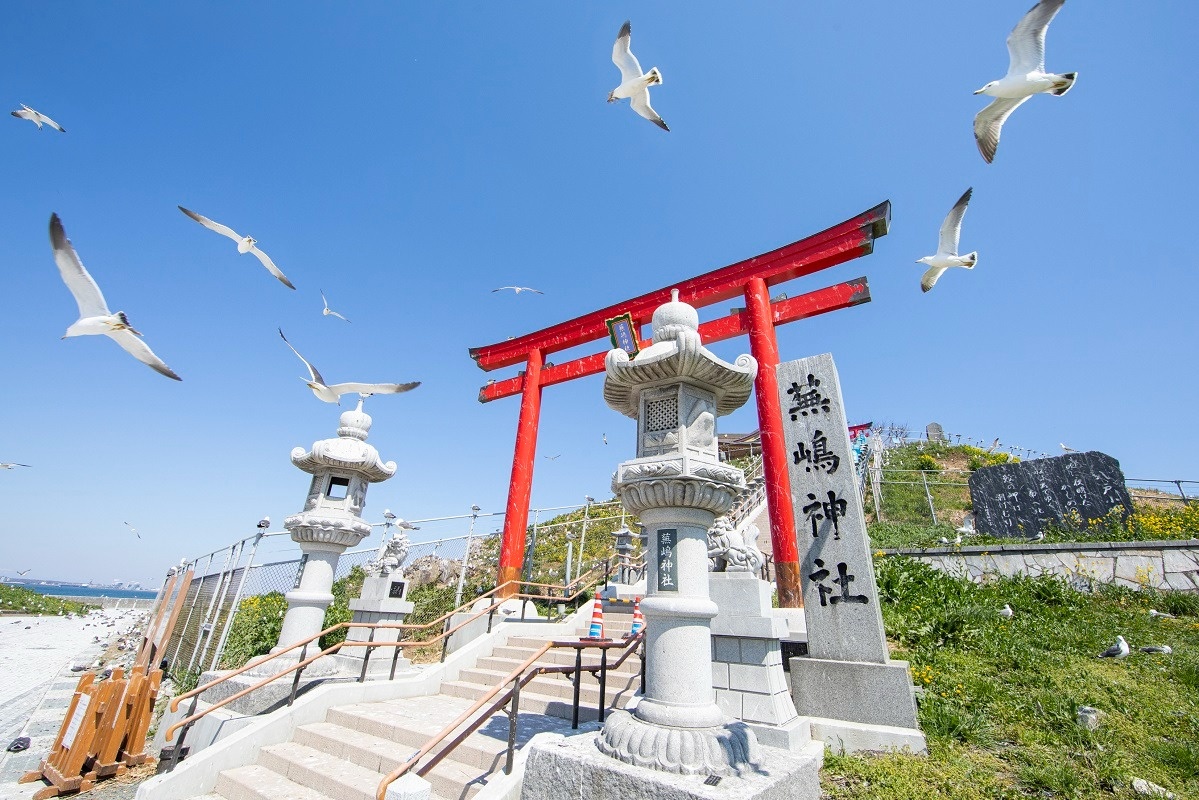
[492,286,543,295]
[608,21,669,131]
[278,328,419,404]
[973,0,1077,163]
[178,206,295,289]
[917,188,977,293]
[0,463,31,469]
[124,522,141,539]
[16,570,30,576]
[1060,443,1075,453]
[999,604,1014,618]
[1097,635,1129,659]
[11,104,64,132]
[321,291,350,322]
[49,214,182,380]
[545,454,562,461]
[987,438,1001,453]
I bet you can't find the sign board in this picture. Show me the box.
[778,354,888,664]
[61,694,90,750]
[606,312,641,358]
[388,580,407,599]
[656,529,678,592]
[969,451,1133,539]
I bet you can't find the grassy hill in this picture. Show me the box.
[864,443,1199,549]
[0,583,96,615]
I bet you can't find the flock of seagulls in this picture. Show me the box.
[916,0,1076,293]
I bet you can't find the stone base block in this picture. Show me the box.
[521,732,824,800]
[383,772,432,800]
[809,717,927,755]
[789,657,920,730]
[330,653,415,678]
[745,716,811,752]
[604,579,648,602]
[198,662,346,716]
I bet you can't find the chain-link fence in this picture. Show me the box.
[160,500,639,677]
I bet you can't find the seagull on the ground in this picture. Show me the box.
[11,104,64,132]
[492,286,543,295]
[1139,645,1173,655]
[178,207,295,289]
[1097,635,1129,659]
[973,0,1077,163]
[320,291,351,322]
[49,214,182,381]
[1032,531,1046,541]
[1060,443,1075,453]
[279,329,420,405]
[999,604,1014,618]
[1148,609,1176,620]
[608,20,669,131]
[0,463,31,469]
[956,514,976,538]
[124,522,140,539]
[917,188,977,293]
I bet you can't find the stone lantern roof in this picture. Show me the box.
[290,407,397,482]
[604,290,757,419]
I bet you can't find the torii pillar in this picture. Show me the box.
[472,202,890,606]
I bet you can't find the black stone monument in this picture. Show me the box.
[968,451,1133,539]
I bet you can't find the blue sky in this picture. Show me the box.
[1,2,1194,586]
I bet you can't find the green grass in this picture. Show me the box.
[821,556,1199,799]
[0,583,97,615]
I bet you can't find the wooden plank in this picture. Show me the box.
[120,669,162,767]
[135,573,178,670]
[149,569,193,669]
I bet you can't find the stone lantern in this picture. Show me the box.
[271,405,396,674]
[597,290,762,775]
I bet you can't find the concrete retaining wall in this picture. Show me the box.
[886,539,1199,592]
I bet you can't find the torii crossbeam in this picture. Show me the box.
[471,201,890,606]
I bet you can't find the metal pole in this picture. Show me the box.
[1175,480,1190,503]
[522,509,540,584]
[577,497,593,578]
[454,505,480,608]
[197,538,243,671]
[209,529,264,671]
[186,544,235,675]
[921,471,938,525]
[169,554,210,669]
[565,538,575,588]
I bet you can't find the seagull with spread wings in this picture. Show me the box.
[973,0,1077,163]
[11,104,65,132]
[49,214,182,380]
[492,286,543,295]
[178,206,295,289]
[0,463,31,470]
[608,21,668,131]
[278,329,419,404]
[124,522,141,539]
[321,291,351,322]
[917,188,977,292]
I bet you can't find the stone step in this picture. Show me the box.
[215,764,328,800]
[475,652,641,676]
[258,741,382,800]
[440,678,637,723]
[453,667,640,705]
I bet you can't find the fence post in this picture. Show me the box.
[185,545,235,675]
[209,530,264,672]
[169,554,210,669]
[196,539,243,672]
[454,506,480,608]
[920,471,938,525]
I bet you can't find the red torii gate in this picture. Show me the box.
[470,201,890,606]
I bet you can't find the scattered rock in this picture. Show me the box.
[1075,706,1102,730]
[1132,778,1174,798]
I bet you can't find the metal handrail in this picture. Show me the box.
[163,561,621,748]
[374,631,645,800]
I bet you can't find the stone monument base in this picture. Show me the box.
[521,731,824,800]
[197,664,342,716]
[789,656,926,754]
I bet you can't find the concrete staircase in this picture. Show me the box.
[192,613,640,800]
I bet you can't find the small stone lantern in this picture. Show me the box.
[598,290,761,775]
[270,405,396,675]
